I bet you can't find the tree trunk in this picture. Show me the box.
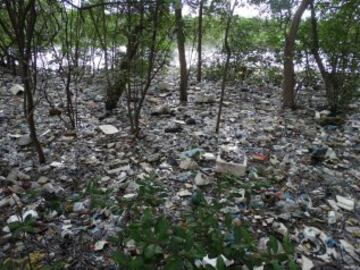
[215,1,237,133]
[22,60,46,163]
[4,0,46,163]
[282,0,312,108]
[196,0,204,82]
[132,0,160,136]
[105,27,140,111]
[175,1,188,104]
[310,2,337,112]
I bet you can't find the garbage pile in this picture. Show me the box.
[0,68,359,269]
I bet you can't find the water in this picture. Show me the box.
[34,44,316,73]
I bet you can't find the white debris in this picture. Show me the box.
[233,188,246,203]
[22,210,39,220]
[339,240,360,262]
[73,202,86,212]
[158,82,171,91]
[177,189,192,197]
[126,239,137,252]
[301,255,314,270]
[9,84,24,95]
[7,215,20,224]
[327,199,340,211]
[194,93,216,103]
[303,226,319,241]
[94,240,108,251]
[50,161,63,168]
[272,222,288,236]
[99,124,119,135]
[202,152,216,161]
[179,158,199,170]
[107,165,131,175]
[17,134,32,146]
[215,146,247,177]
[194,172,210,186]
[336,195,355,211]
[2,226,10,233]
[325,148,337,160]
[328,211,336,225]
[37,176,48,184]
[196,254,234,269]
[0,196,14,208]
[123,193,137,200]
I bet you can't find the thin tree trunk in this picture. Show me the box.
[133,0,160,136]
[282,0,312,108]
[4,0,45,163]
[215,1,237,134]
[22,60,46,163]
[175,1,188,104]
[197,0,204,82]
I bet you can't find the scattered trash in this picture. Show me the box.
[179,158,199,170]
[177,189,192,197]
[215,145,247,177]
[336,195,355,211]
[94,240,108,251]
[327,211,336,225]
[1,64,359,269]
[195,254,234,269]
[17,134,32,146]
[123,193,137,200]
[73,202,86,212]
[194,172,210,186]
[301,255,314,270]
[9,84,24,95]
[22,210,39,220]
[194,93,216,103]
[180,148,203,159]
[272,222,288,236]
[99,124,119,135]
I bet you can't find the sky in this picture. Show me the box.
[182,2,266,18]
[70,0,265,18]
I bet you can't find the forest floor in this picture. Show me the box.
[0,67,360,269]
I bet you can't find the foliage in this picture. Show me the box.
[110,175,298,270]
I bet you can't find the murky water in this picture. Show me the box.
[35,44,314,73]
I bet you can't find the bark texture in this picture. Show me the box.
[283,0,312,108]
[175,1,188,104]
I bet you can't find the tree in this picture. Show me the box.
[104,1,143,111]
[197,0,204,82]
[124,0,171,135]
[282,0,312,109]
[215,0,237,133]
[175,0,188,104]
[309,0,360,112]
[2,0,45,163]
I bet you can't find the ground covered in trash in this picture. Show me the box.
[0,68,360,270]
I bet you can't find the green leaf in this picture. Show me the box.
[241,227,253,245]
[216,256,226,270]
[289,260,298,270]
[129,257,146,270]
[271,261,283,270]
[282,235,294,254]
[164,258,183,270]
[267,235,279,254]
[144,244,163,259]
[156,217,169,241]
[111,251,128,266]
[224,213,232,229]
[191,190,206,206]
